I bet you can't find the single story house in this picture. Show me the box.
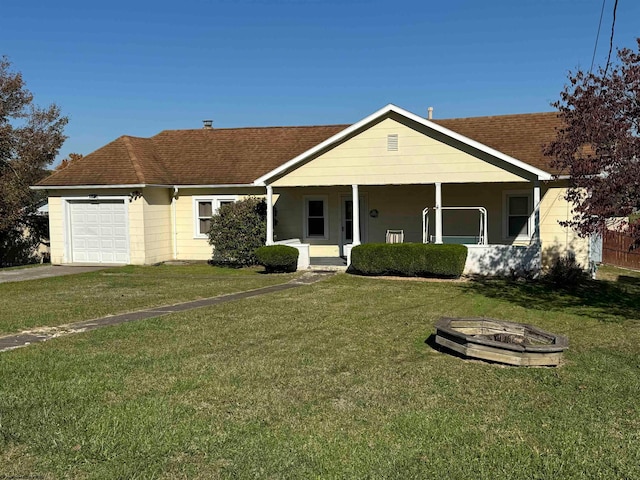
[33,104,593,275]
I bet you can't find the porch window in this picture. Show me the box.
[504,192,532,240]
[193,196,237,238]
[304,196,328,239]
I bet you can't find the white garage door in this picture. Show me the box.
[69,200,129,263]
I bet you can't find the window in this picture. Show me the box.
[304,196,328,239]
[193,196,237,238]
[504,192,531,239]
[196,200,213,236]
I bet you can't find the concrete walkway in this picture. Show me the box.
[0,265,109,283]
[0,271,335,353]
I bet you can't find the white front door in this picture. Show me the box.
[69,200,129,264]
[341,196,366,256]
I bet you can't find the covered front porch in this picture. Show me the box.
[263,181,543,275]
[251,104,552,275]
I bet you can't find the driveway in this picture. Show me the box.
[0,265,109,283]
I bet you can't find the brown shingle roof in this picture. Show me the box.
[38,125,349,186]
[432,112,563,174]
[37,111,562,187]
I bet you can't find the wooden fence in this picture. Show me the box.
[602,231,640,270]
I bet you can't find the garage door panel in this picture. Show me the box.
[69,200,129,264]
[101,253,115,263]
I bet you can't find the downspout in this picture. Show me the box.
[172,186,179,260]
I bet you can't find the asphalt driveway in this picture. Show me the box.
[0,265,109,283]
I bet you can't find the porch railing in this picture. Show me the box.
[428,235,484,245]
[422,206,488,245]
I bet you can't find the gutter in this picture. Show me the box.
[172,184,257,189]
[30,184,174,191]
[31,183,259,191]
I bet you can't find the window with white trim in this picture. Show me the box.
[304,196,328,239]
[504,192,532,240]
[193,196,237,238]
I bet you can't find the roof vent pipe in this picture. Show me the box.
[202,120,213,129]
[427,107,433,120]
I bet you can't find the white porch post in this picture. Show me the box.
[532,180,542,272]
[352,184,361,246]
[533,181,541,244]
[435,182,443,244]
[266,185,274,245]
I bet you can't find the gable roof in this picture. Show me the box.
[36,105,561,188]
[254,105,556,185]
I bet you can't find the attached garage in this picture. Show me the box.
[67,199,129,264]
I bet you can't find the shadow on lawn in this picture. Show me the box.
[617,275,640,287]
[461,277,640,323]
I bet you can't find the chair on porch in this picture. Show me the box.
[386,229,404,244]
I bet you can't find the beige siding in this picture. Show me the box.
[275,187,347,257]
[539,185,589,267]
[275,184,522,257]
[45,183,587,268]
[128,196,145,264]
[272,117,528,187]
[174,187,266,261]
[273,183,589,263]
[48,196,64,264]
[142,188,172,264]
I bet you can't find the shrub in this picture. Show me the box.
[350,243,467,278]
[255,245,299,273]
[208,197,267,266]
[544,252,588,288]
[0,221,44,267]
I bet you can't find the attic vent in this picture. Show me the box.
[387,134,398,151]
[202,120,213,129]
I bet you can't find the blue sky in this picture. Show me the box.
[2,0,638,164]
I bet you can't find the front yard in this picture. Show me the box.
[0,264,296,335]
[1,265,639,478]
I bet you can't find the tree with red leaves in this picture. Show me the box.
[546,39,640,246]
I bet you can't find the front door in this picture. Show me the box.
[341,196,366,256]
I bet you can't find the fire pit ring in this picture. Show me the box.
[435,317,568,366]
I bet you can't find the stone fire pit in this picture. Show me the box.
[435,317,568,366]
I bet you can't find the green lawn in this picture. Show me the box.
[0,264,296,335]
[1,271,639,479]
